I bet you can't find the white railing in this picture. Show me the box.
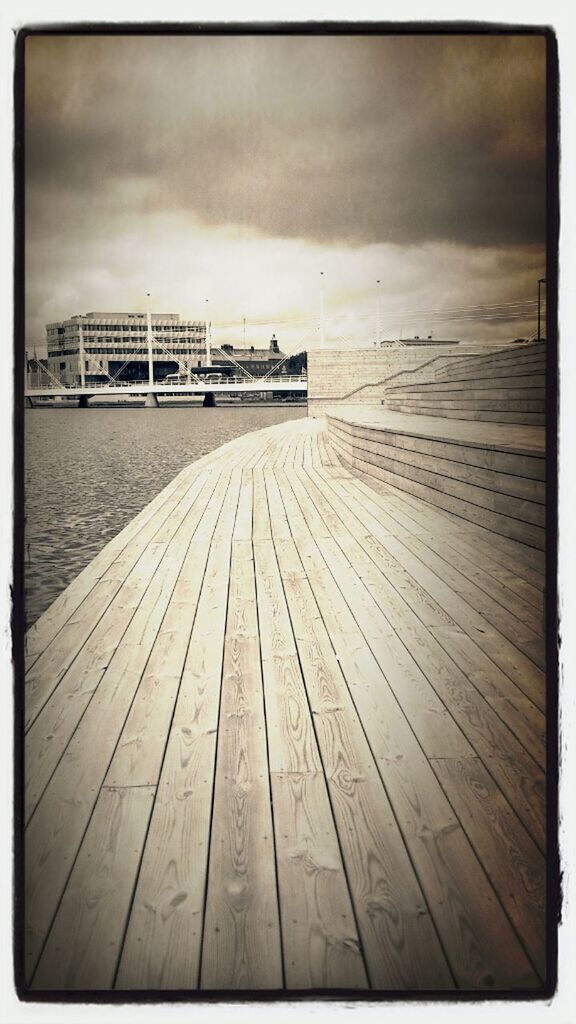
[26,374,308,391]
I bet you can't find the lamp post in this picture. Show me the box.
[146,292,154,386]
[376,279,381,347]
[320,272,325,349]
[205,299,212,367]
[78,317,86,388]
[537,278,547,341]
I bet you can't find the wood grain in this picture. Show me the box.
[200,530,283,989]
[23,413,547,995]
[32,786,155,991]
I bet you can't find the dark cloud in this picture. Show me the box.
[25,33,546,249]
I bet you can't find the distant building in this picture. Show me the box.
[219,334,286,376]
[45,311,207,384]
[379,337,461,347]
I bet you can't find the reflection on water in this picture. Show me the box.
[24,405,306,627]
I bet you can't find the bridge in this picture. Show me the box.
[25,374,308,406]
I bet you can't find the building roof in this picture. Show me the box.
[228,349,284,361]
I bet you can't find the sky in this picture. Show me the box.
[24,31,547,355]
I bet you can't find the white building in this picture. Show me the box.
[45,312,207,384]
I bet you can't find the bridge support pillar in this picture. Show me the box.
[203,392,216,408]
[25,396,33,409]
[78,395,91,408]
[144,393,159,408]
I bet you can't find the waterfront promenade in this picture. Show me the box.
[23,414,546,994]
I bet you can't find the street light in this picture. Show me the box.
[320,272,325,349]
[376,279,381,347]
[205,298,211,367]
[146,292,153,386]
[537,278,547,341]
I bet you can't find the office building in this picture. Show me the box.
[45,312,207,384]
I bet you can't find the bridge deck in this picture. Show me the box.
[23,416,546,994]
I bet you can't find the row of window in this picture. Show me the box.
[49,346,201,358]
[49,339,204,348]
[48,323,203,334]
[79,338,204,346]
[49,347,203,357]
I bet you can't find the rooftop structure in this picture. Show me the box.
[379,337,461,347]
[218,334,285,375]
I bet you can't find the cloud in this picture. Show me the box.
[25,33,546,247]
[24,205,544,353]
[23,32,547,349]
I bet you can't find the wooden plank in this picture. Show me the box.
[115,474,241,989]
[431,757,546,981]
[327,410,545,458]
[330,428,545,491]
[24,468,213,728]
[390,374,546,394]
[298,467,455,626]
[359,473,546,586]
[24,525,201,982]
[328,433,544,549]
[24,414,549,994]
[383,404,545,425]
[271,491,455,989]
[386,394,546,413]
[330,434,546,546]
[328,421,546,504]
[22,429,260,673]
[313,467,546,704]
[429,626,545,762]
[376,752,539,989]
[25,430,272,987]
[271,772,368,989]
[439,351,545,378]
[437,345,545,370]
[330,460,547,660]
[254,541,321,774]
[252,490,368,988]
[356,483,545,617]
[328,418,546,477]
[200,534,282,989]
[303,467,546,849]
[287,473,474,763]
[397,533,544,649]
[332,456,541,679]
[252,467,272,541]
[278,550,539,982]
[362,528,546,695]
[369,492,545,629]
[105,469,241,787]
[286,453,543,987]
[25,577,142,730]
[290,627,454,988]
[404,533,544,638]
[24,470,223,823]
[24,464,197,666]
[318,424,345,470]
[31,786,155,991]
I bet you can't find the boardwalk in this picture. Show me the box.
[23,416,546,994]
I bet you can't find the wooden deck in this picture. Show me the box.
[23,416,547,994]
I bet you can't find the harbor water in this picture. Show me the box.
[24,404,306,627]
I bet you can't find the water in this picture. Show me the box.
[24,404,306,627]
